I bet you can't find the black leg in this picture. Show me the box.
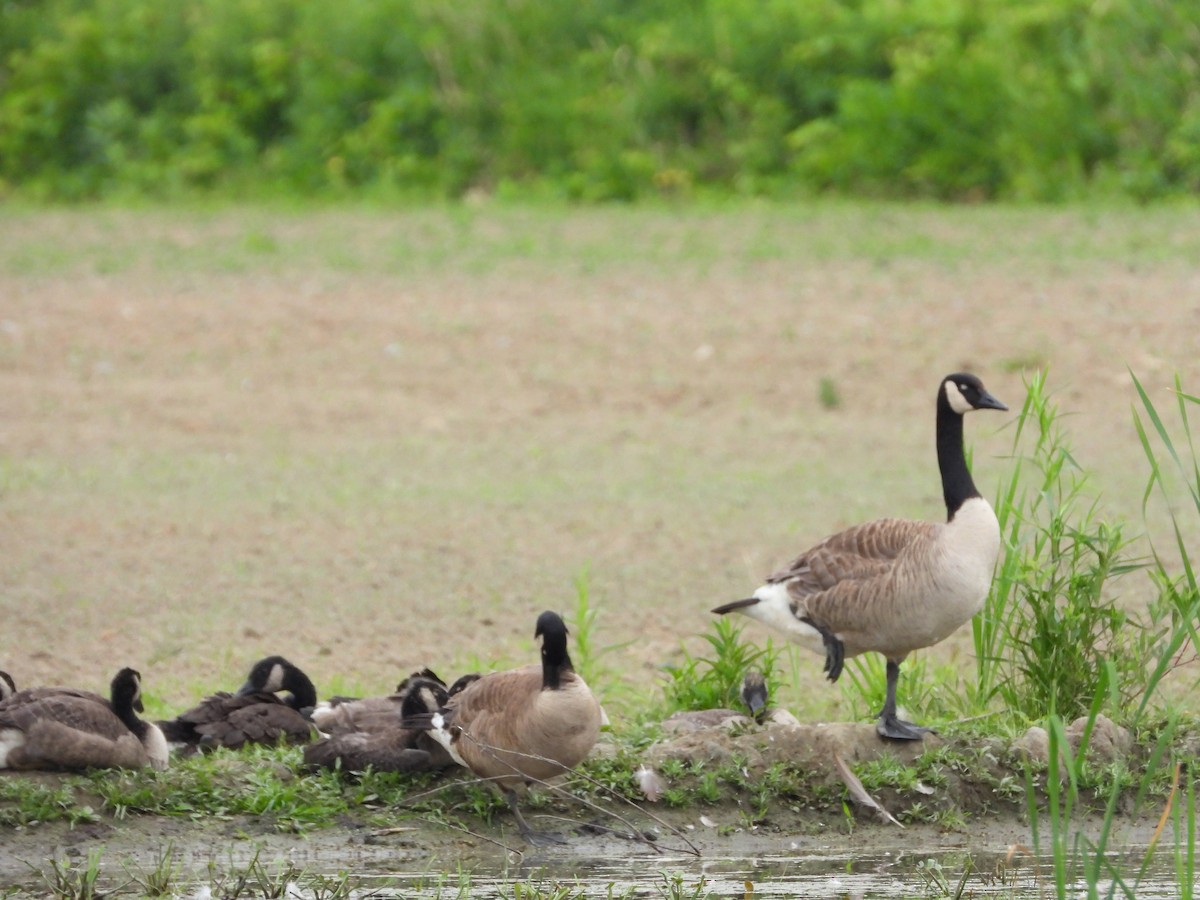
[875,660,933,742]
[506,789,567,846]
[805,618,845,683]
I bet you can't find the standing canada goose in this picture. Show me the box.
[158,655,317,750]
[713,372,1007,740]
[407,611,604,844]
[303,676,455,772]
[0,668,169,771]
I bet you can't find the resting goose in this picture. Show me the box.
[158,655,317,750]
[407,611,604,844]
[303,676,454,773]
[663,670,799,734]
[0,668,169,771]
[713,372,1007,740]
[311,668,446,736]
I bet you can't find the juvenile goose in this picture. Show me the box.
[0,668,169,771]
[713,372,1007,740]
[407,611,604,844]
[158,655,317,750]
[662,670,799,734]
[303,676,455,773]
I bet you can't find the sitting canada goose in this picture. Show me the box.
[406,611,604,844]
[158,655,317,750]
[311,668,445,736]
[303,675,455,772]
[713,372,1007,741]
[0,672,15,702]
[662,670,798,733]
[0,668,169,771]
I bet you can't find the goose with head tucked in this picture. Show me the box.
[0,667,169,771]
[303,675,455,773]
[158,655,317,750]
[311,668,445,737]
[713,373,1007,740]
[405,611,604,844]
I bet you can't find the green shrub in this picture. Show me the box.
[2,0,1200,200]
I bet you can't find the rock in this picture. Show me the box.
[1010,716,1132,768]
[1066,714,1132,764]
[1012,726,1050,765]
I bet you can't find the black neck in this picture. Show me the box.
[285,672,318,710]
[936,400,981,519]
[112,699,148,739]
[541,642,573,692]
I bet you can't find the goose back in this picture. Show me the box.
[440,662,602,788]
[158,656,317,750]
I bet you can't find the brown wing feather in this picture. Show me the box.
[769,518,941,638]
[0,694,129,741]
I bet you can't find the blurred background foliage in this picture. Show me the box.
[1,0,1198,202]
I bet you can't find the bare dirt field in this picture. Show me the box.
[2,203,1199,720]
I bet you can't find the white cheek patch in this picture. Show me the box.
[944,381,973,414]
[265,664,285,693]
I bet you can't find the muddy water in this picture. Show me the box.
[1,816,1183,897]
[332,847,1182,898]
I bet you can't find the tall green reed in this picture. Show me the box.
[973,371,1147,724]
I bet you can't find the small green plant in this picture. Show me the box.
[306,871,357,900]
[656,872,712,900]
[122,842,181,897]
[663,618,779,714]
[818,376,841,410]
[31,850,108,900]
[207,849,301,900]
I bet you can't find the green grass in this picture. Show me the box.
[3,204,1200,279]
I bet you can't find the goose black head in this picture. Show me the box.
[399,677,450,718]
[447,672,481,697]
[740,670,769,721]
[0,671,15,702]
[941,373,1008,416]
[237,656,318,709]
[535,611,573,688]
[111,667,145,715]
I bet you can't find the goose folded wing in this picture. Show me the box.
[771,518,939,593]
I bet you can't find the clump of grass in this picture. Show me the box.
[30,850,108,900]
[973,371,1154,724]
[817,376,841,410]
[121,842,183,897]
[662,618,779,714]
[0,777,97,827]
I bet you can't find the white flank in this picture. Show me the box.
[142,723,171,771]
[745,582,828,656]
[0,728,25,768]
